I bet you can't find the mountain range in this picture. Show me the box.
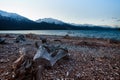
[0,10,119,30]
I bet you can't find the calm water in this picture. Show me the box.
[0,30,120,40]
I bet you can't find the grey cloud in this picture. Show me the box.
[116,19,120,22]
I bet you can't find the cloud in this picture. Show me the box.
[101,19,105,22]
[112,17,118,20]
[111,17,120,22]
[116,19,120,22]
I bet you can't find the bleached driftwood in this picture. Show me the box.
[12,44,68,80]
[33,45,68,66]
[12,48,34,80]
[33,45,68,80]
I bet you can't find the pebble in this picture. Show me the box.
[0,34,120,80]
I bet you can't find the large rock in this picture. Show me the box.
[15,35,26,43]
[0,38,6,44]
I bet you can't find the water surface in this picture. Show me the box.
[0,30,120,40]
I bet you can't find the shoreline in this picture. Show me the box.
[0,29,120,41]
[0,33,120,80]
[0,32,120,41]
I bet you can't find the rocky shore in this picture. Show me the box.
[0,33,120,80]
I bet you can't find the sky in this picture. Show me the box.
[0,0,120,27]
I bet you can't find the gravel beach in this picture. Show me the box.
[0,33,120,80]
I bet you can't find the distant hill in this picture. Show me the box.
[36,18,65,25]
[0,10,78,30]
[0,10,119,30]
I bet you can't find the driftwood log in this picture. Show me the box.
[11,48,34,80]
[11,44,68,80]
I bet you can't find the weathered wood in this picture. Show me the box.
[12,48,34,80]
[33,45,51,61]
[12,44,69,80]
[33,45,68,80]
[34,65,44,80]
[50,48,68,66]
[33,45,68,66]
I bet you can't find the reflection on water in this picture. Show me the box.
[0,30,120,40]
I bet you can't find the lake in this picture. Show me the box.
[0,30,120,40]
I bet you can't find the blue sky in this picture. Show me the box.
[0,0,120,27]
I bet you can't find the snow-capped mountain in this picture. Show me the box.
[0,10,32,22]
[36,18,97,27]
[0,10,73,30]
[0,10,117,30]
[36,18,65,25]
[0,10,37,30]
